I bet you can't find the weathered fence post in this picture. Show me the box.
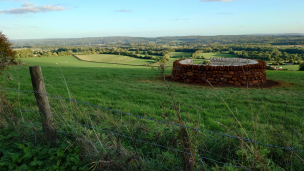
[180,127,194,171]
[29,66,57,142]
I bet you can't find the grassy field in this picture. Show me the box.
[198,52,236,59]
[2,56,304,170]
[279,65,300,70]
[5,56,304,135]
[76,54,156,65]
[74,53,236,67]
[273,45,304,48]
[171,52,193,58]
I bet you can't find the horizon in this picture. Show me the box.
[1,0,303,39]
[8,33,304,41]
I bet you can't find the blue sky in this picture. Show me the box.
[0,0,303,39]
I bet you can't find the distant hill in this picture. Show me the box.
[10,35,304,47]
[246,33,304,36]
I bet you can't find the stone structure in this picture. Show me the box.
[172,57,267,86]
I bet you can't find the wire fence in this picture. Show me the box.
[2,106,173,171]
[1,87,302,153]
[1,87,304,170]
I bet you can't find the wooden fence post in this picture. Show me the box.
[29,66,57,142]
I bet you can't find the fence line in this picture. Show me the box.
[1,105,251,171]
[2,109,173,171]
[1,87,303,153]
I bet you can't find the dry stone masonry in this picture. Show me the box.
[172,57,267,86]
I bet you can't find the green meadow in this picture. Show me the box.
[71,53,236,67]
[279,65,300,70]
[1,55,304,170]
[76,54,156,65]
[4,56,303,135]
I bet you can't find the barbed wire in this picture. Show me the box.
[1,107,173,171]
[51,113,253,170]
[1,87,303,153]
[2,105,251,170]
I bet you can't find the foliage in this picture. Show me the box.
[0,32,16,72]
[299,63,304,71]
[236,145,283,170]
[203,60,210,65]
[0,127,89,171]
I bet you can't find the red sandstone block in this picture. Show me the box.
[221,78,228,82]
[213,71,219,73]
[228,81,234,84]
[252,80,258,84]
[232,77,238,81]
[229,71,234,75]
[187,72,193,76]
[223,75,232,78]
[248,75,253,78]
[207,78,214,81]
[211,81,217,84]
[235,82,241,86]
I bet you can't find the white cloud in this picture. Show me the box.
[22,3,34,7]
[116,9,131,12]
[0,5,67,14]
[200,0,233,2]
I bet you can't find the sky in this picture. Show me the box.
[0,0,303,39]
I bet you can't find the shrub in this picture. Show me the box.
[0,32,16,72]
[266,66,275,70]
[299,63,304,71]
[203,60,210,65]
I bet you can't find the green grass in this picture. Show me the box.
[171,52,192,58]
[279,65,300,70]
[73,53,235,67]
[2,56,304,170]
[198,53,236,59]
[76,54,156,65]
[272,45,304,48]
[5,56,304,134]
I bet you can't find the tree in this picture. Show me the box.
[299,63,304,71]
[0,32,16,71]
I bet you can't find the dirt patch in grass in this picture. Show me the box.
[160,75,293,89]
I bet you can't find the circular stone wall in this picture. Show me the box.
[172,57,267,86]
